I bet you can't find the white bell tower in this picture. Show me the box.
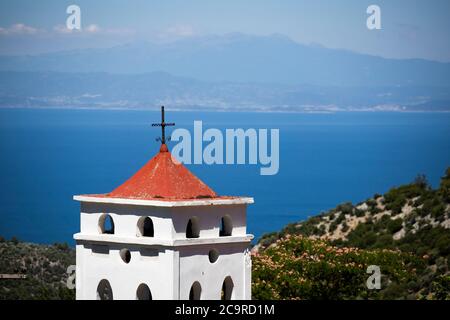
[73,108,254,300]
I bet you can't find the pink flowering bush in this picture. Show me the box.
[252,235,422,300]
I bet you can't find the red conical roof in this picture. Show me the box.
[105,144,217,200]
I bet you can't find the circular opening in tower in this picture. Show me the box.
[120,248,131,264]
[208,249,219,263]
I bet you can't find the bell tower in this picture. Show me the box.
[73,107,254,300]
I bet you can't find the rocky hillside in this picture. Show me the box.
[254,168,450,299]
[0,238,75,300]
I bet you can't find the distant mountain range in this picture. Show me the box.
[0,33,449,111]
[0,71,449,111]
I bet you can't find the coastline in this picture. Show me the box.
[1,105,450,114]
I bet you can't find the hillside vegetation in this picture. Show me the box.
[0,238,75,300]
[254,168,450,299]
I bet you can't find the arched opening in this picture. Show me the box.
[186,217,200,238]
[120,248,131,264]
[189,281,201,300]
[99,214,115,234]
[219,215,232,236]
[208,249,219,263]
[137,217,154,237]
[221,276,234,300]
[136,283,152,300]
[97,279,113,300]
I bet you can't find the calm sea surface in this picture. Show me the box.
[0,109,449,244]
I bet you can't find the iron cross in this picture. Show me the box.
[152,106,175,145]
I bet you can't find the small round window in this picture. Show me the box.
[120,248,131,264]
[208,249,219,263]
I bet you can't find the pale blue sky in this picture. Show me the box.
[0,0,449,61]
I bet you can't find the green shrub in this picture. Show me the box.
[317,224,326,236]
[435,234,450,256]
[259,232,279,248]
[386,195,406,215]
[336,202,353,215]
[387,219,403,234]
[329,221,338,233]
[431,275,450,300]
[384,178,428,214]
[341,222,349,232]
[366,199,377,208]
[439,168,450,202]
[354,209,365,217]
[374,234,393,248]
[294,219,322,237]
[370,206,382,214]
[431,203,445,218]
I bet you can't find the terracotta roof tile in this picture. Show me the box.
[103,144,217,200]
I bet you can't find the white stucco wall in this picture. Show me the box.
[75,200,252,300]
[79,202,247,240]
[178,242,250,300]
[75,242,178,300]
[80,202,174,239]
[171,205,247,239]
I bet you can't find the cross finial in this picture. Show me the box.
[151,106,175,146]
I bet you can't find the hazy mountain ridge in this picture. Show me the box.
[0,33,449,87]
[1,71,449,111]
[1,34,449,111]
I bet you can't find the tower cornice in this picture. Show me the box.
[73,195,254,207]
[74,233,254,247]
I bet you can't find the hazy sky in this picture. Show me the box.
[1,0,449,61]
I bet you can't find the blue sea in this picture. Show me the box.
[0,109,449,245]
